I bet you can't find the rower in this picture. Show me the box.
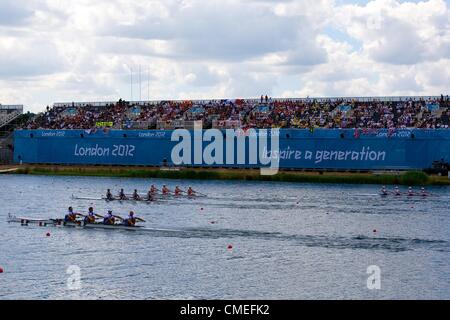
[132,189,141,201]
[407,186,414,196]
[106,189,114,201]
[187,187,196,196]
[65,207,81,222]
[122,211,145,227]
[150,185,158,194]
[146,190,155,202]
[394,186,401,196]
[420,187,428,197]
[174,186,183,196]
[162,185,170,195]
[118,189,128,200]
[380,186,388,196]
[103,210,115,225]
[84,207,97,224]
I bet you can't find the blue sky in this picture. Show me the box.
[0,0,449,112]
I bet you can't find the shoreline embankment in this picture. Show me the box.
[1,164,449,186]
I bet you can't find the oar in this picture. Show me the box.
[179,190,205,197]
[126,194,142,200]
[136,218,146,222]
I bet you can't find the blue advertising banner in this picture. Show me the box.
[13,129,450,170]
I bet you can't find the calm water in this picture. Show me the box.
[0,174,449,300]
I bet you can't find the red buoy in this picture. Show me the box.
[227,245,233,250]
[373,229,377,233]
[46,232,51,237]
[0,267,4,273]
[200,208,204,211]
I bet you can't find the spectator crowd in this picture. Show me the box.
[24,95,449,131]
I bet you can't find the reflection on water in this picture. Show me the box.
[0,174,449,299]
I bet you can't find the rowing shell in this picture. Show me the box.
[71,195,163,202]
[7,214,184,233]
[0,168,19,174]
[354,193,433,197]
[7,214,143,231]
[72,193,205,202]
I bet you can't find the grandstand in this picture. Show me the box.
[0,104,23,164]
[23,96,449,131]
[13,95,450,171]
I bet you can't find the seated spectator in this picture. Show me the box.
[23,96,449,131]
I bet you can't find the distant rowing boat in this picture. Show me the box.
[354,193,434,198]
[0,168,19,174]
[71,193,206,202]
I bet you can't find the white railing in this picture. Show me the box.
[0,110,22,128]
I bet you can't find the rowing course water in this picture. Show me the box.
[0,175,449,299]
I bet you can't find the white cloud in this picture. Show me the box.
[0,37,65,78]
[334,0,450,64]
[0,0,34,26]
[0,0,448,112]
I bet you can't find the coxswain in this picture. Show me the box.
[84,207,97,224]
[187,187,196,196]
[106,189,114,201]
[122,211,145,227]
[162,185,170,195]
[103,210,115,225]
[118,189,128,200]
[132,189,141,201]
[394,186,401,196]
[407,186,414,196]
[380,186,388,196]
[65,207,81,222]
[174,186,183,196]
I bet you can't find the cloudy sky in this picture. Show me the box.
[0,0,449,112]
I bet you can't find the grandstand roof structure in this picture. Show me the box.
[0,104,23,111]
